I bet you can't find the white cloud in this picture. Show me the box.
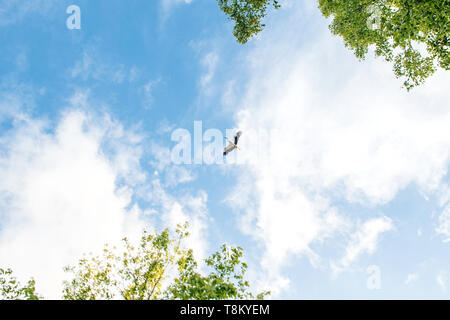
[146,179,209,265]
[161,0,192,7]
[0,0,58,26]
[156,119,176,135]
[223,3,450,295]
[335,217,393,272]
[69,45,138,85]
[437,272,447,292]
[436,204,450,242]
[0,107,149,298]
[141,78,162,110]
[0,84,213,298]
[0,106,210,300]
[148,138,197,188]
[405,273,419,286]
[160,0,193,21]
[0,78,34,122]
[200,52,219,91]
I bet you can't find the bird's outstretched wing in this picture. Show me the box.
[234,131,242,145]
[223,143,235,156]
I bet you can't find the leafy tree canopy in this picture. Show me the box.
[217,0,280,44]
[319,0,449,90]
[63,223,269,300]
[218,0,449,90]
[1,224,268,300]
[0,268,41,300]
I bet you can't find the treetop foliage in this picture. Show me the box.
[63,223,269,300]
[1,223,268,300]
[319,0,449,90]
[217,0,281,44]
[0,268,41,300]
[218,0,449,90]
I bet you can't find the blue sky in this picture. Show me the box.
[0,0,449,299]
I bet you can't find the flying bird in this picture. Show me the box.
[223,131,242,156]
